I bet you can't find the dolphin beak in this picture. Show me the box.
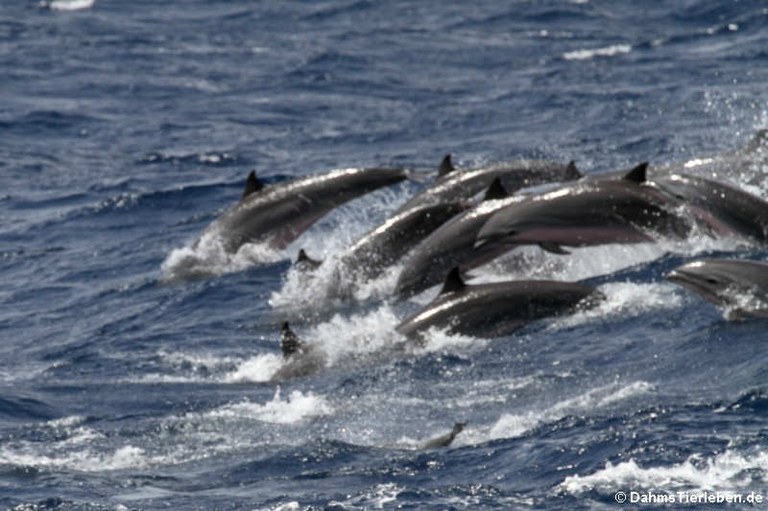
[665,269,690,286]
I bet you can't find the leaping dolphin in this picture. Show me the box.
[653,174,768,242]
[474,164,691,255]
[395,268,603,339]
[198,166,408,253]
[666,259,768,319]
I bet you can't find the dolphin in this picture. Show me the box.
[395,268,603,339]
[421,422,466,450]
[654,129,768,185]
[666,259,768,319]
[335,201,468,284]
[270,322,327,382]
[652,174,768,242]
[474,164,691,256]
[395,156,581,214]
[198,166,408,253]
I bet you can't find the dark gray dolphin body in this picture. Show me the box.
[653,174,768,242]
[270,322,326,382]
[394,194,528,299]
[200,167,408,253]
[396,268,602,339]
[421,422,466,450]
[666,258,768,319]
[395,157,581,214]
[475,171,690,255]
[336,201,468,284]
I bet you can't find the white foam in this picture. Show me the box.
[308,305,403,365]
[161,230,282,282]
[563,44,632,61]
[224,353,284,383]
[0,443,154,472]
[206,388,333,424]
[48,0,95,11]
[560,449,768,495]
[411,325,487,355]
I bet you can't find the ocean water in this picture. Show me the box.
[2,1,768,509]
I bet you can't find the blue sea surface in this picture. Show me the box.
[2,1,768,509]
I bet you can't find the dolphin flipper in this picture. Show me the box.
[539,242,570,255]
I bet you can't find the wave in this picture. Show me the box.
[560,448,768,495]
[483,381,655,443]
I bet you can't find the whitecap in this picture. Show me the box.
[47,0,95,11]
[563,44,632,61]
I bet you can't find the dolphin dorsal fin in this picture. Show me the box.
[566,160,582,179]
[440,267,466,295]
[438,154,455,177]
[483,177,508,201]
[296,249,311,263]
[623,162,648,184]
[242,171,265,199]
[280,321,303,358]
[295,248,322,269]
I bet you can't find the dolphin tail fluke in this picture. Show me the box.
[438,154,455,177]
[242,170,265,199]
[280,321,304,358]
